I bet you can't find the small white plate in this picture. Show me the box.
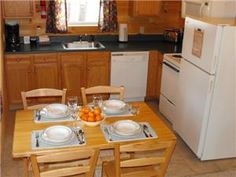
[41,125,73,143]
[102,100,126,114]
[43,104,68,119]
[112,120,141,136]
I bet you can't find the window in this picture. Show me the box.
[67,0,100,27]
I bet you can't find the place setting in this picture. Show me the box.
[33,96,79,123]
[88,95,140,118]
[101,119,158,143]
[31,125,86,149]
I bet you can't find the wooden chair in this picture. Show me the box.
[81,86,125,105]
[102,140,176,177]
[21,88,67,110]
[30,148,99,177]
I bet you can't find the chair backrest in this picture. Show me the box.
[81,86,125,105]
[114,140,176,177]
[21,88,67,110]
[30,148,99,177]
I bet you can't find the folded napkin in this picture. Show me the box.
[101,122,158,143]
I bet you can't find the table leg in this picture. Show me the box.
[23,158,29,177]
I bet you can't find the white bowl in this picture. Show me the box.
[43,104,68,119]
[102,100,126,114]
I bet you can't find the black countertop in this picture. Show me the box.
[5,35,182,55]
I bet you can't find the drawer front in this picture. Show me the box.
[34,54,57,63]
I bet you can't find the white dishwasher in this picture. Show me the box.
[111,51,149,102]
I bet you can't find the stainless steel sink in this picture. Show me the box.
[62,41,105,50]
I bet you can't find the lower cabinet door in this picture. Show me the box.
[60,53,86,101]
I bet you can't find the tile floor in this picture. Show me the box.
[1,102,236,177]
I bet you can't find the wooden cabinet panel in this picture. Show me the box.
[60,53,86,100]
[146,51,163,101]
[87,52,110,87]
[33,54,60,89]
[157,52,164,100]
[2,0,33,18]
[6,55,33,104]
[131,1,162,16]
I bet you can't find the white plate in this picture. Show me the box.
[43,104,68,119]
[112,120,141,136]
[102,100,126,114]
[41,126,73,143]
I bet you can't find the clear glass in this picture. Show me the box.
[67,96,78,119]
[93,95,103,108]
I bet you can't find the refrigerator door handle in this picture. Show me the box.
[208,78,215,93]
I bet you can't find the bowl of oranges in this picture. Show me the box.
[78,106,104,127]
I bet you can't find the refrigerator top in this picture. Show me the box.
[182,17,225,75]
[186,16,236,26]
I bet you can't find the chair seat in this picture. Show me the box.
[103,160,160,177]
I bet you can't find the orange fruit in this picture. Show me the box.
[79,112,84,117]
[94,108,101,115]
[83,107,90,114]
[88,116,95,122]
[95,115,102,121]
[88,111,95,117]
[81,114,88,121]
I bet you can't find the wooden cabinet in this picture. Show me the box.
[60,53,87,100]
[5,55,33,104]
[146,51,163,101]
[130,1,162,16]
[33,54,60,89]
[87,52,110,87]
[5,53,60,104]
[2,0,33,18]
[60,51,110,102]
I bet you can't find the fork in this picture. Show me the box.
[35,132,39,147]
[104,127,112,141]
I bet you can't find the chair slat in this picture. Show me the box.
[81,85,124,105]
[40,166,90,177]
[120,141,172,152]
[120,157,165,167]
[37,150,93,163]
[21,88,67,110]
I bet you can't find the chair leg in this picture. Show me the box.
[23,158,29,177]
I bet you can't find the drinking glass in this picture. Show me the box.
[93,95,103,108]
[67,96,78,118]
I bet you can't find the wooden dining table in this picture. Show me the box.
[12,102,177,177]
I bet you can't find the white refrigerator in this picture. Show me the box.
[174,17,236,160]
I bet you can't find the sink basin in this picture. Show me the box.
[62,41,105,50]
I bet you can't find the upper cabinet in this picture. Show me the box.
[130,0,162,17]
[2,0,33,18]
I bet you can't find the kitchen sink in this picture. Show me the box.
[62,41,105,50]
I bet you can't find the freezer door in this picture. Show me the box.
[201,27,236,160]
[182,17,222,74]
[174,59,215,158]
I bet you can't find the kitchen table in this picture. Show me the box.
[12,102,176,177]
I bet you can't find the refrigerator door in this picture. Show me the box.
[201,26,236,160]
[182,17,222,74]
[174,59,215,158]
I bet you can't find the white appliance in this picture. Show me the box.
[182,0,236,18]
[119,24,128,42]
[111,52,149,102]
[174,17,236,160]
[159,54,181,123]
